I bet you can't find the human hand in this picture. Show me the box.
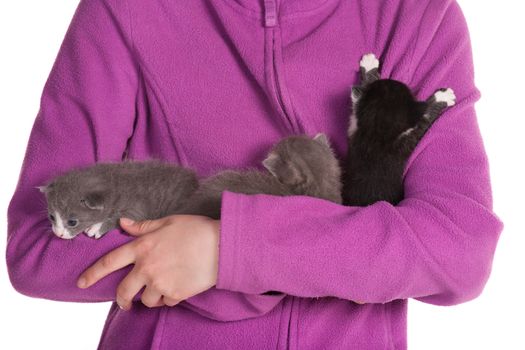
[77,215,220,310]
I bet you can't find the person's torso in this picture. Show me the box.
[99,0,423,348]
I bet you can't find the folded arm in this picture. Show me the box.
[215,1,503,305]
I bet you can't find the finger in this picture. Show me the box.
[116,267,147,311]
[163,296,181,307]
[119,217,168,236]
[78,243,137,289]
[354,301,366,305]
[140,285,164,308]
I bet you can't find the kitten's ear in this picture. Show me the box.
[81,192,105,211]
[314,133,331,148]
[36,183,54,194]
[262,152,280,177]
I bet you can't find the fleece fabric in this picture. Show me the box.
[6,0,503,349]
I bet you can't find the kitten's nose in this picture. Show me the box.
[53,228,68,239]
[57,231,75,240]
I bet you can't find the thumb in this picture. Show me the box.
[119,217,166,236]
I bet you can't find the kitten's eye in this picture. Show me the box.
[48,214,56,222]
[67,219,79,228]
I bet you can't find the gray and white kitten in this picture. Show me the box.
[179,133,342,219]
[39,160,198,239]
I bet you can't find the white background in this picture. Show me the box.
[0,1,523,349]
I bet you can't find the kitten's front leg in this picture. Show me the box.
[359,53,381,85]
[85,222,104,239]
[424,88,456,123]
[395,88,456,156]
[349,53,381,138]
[413,87,456,138]
[351,53,381,108]
[85,220,116,239]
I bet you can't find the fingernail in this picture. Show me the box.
[77,277,87,289]
[120,218,135,225]
[117,301,130,311]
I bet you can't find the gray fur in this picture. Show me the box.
[179,134,342,219]
[40,159,198,239]
[41,135,342,239]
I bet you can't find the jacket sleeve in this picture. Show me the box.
[6,0,139,303]
[5,0,284,320]
[215,0,504,306]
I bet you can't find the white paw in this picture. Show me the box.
[434,88,456,107]
[85,222,103,238]
[360,53,379,72]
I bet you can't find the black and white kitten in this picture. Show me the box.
[39,160,199,239]
[179,133,342,219]
[342,53,456,206]
[40,134,342,239]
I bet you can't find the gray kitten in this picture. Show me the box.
[179,133,342,219]
[39,160,198,239]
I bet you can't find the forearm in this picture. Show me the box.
[216,187,501,305]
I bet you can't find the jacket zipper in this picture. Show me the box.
[264,0,301,134]
[272,32,297,132]
[263,8,300,348]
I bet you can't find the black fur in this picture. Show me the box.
[342,54,454,206]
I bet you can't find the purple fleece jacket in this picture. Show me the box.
[6,0,503,348]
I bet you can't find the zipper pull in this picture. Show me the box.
[264,0,277,27]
